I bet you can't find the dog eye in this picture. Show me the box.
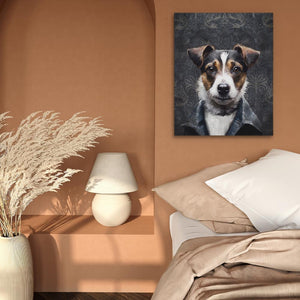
[206,66,216,73]
[232,66,241,73]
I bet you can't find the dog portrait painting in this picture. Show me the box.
[174,13,273,136]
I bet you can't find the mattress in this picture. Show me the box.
[170,211,255,256]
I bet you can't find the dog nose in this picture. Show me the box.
[217,83,230,96]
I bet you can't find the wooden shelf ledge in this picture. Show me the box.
[22,215,154,235]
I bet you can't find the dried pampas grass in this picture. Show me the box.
[0,111,111,237]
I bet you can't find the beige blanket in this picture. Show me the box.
[152,230,300,299]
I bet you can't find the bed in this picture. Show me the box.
[152,149,300,299]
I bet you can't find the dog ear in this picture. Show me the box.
[233,44,260,67]
[187,45,215,68]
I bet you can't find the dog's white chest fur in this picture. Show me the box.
[204,110,236,135]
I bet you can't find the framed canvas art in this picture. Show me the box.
[174,13,273,136]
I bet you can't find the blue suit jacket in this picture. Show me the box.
[183,98,263,136]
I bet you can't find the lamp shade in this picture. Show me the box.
[85,152,138,194]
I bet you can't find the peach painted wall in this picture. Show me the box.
[154,0,300,262]
[0,0,155,217]
[1,0,300,293]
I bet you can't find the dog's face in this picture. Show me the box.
[188,44,260,113]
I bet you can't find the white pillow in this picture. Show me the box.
[205,149,300,232]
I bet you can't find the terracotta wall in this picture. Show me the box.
[154,0,300,262]
[1,0,300,293]
[0,0,155,217]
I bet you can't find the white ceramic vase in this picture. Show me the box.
[0,234,33,300]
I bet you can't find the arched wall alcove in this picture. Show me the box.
[0,0,160,293]
[0,0,155,218]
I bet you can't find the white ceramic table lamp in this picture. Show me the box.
[85,152,138,226]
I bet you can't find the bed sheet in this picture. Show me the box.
[169,211,255,255]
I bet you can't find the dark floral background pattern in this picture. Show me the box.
[174,13,273,135]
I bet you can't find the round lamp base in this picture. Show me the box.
[92,194,131,227]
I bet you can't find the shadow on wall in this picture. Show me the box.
[27,216,164,292]
[51,188,93,216]
[29,234,60,291]
[29,231,161,292]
